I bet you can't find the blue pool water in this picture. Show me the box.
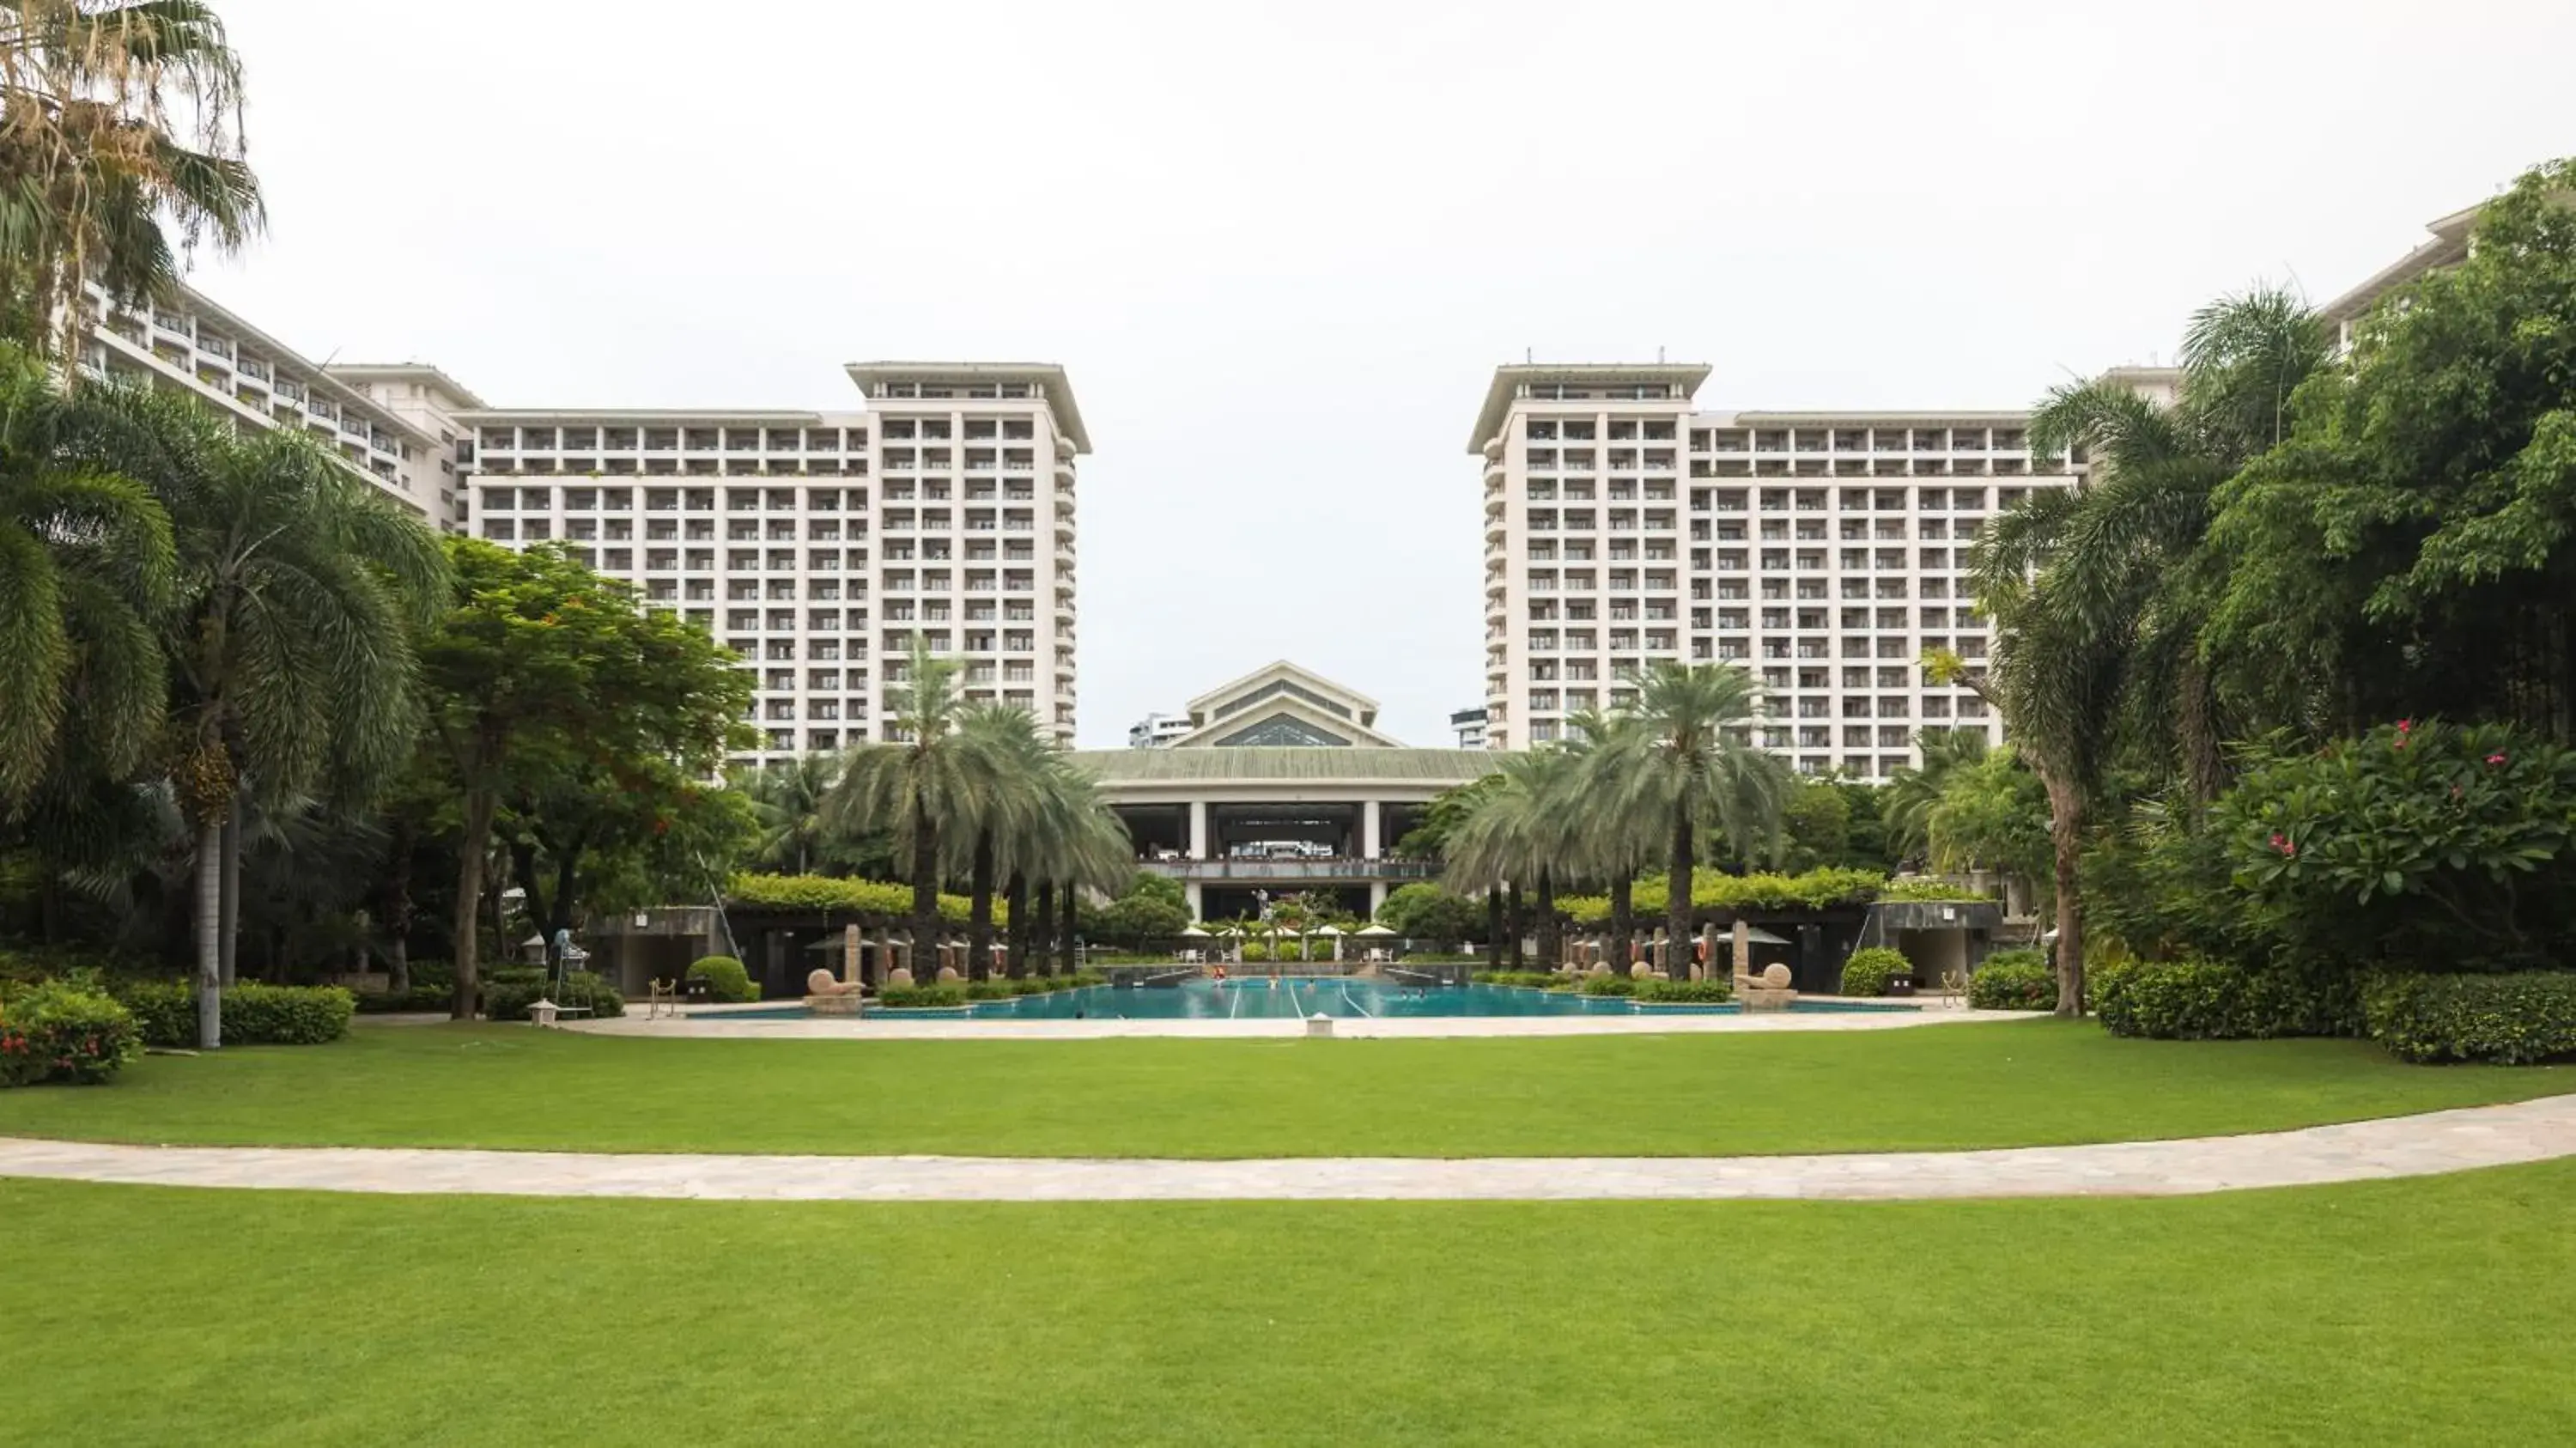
[712,979,1916,1021]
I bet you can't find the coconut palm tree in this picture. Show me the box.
[1446,746,1584,969]
[1881,726,1990,865]
[1564,708,1659,967]
[822,644,986,973]
[1618,661,1791,960]
[738,752,842,875]
[0,0,264,361]
[78,386,445,1046]
[0,341,168,803]
[1956,285,2328,1016]
[953,703,1053,980]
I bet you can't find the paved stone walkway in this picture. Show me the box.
[5,1094,2573,1202]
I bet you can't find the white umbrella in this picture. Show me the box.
[1316,924,1345,961]
[1354,923,1395,936]
[1180,925,1210,938]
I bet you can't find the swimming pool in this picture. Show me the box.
[711,979,1917,1021]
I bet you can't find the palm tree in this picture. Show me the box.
[823,644,983,976]
[0,341,168,803]
[1619,662,1791,962]
[79,386,444,1046]
[1882,727,1990,866]
[1446,746,1583,969]
[738,753,841,875]
[1018,762,1132,976]
[0,0,264,362]
[954,703,1052,980]
[1957,285,2327,1016]
[1564,709,1659,968]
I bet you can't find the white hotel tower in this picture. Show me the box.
[460,364,1089,762]
[1469,364,2080,776]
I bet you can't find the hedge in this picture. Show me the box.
[484,972,625,1022]
[1558,867,1887,925]
[115,982,356,1048]
[0,983,141,1086]
[2092,958,2356,1041]
[1632,978,1732,1003]
[1874,879,1994,903]
[726,873,987,924]
[878,985,967,1009]
[1472,971,1564,990]
[1577,974,1636,997]
[2362,971,2576,1065]
[1968,949,2057,1011]
[1838,947,1911,997]
[686,956,761,1002]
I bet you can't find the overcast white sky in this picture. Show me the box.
[196,0,2574,747]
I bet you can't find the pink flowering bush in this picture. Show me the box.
[2219,721,2576,970]
[0,983,143,1087]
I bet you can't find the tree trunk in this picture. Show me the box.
[966,826,997,983]
[908,796,943,980]
[1058,887,1079,976]
[1504,883,1523,969]
[2044,775,2087,1018]
[193,818,223,1049]
[1666,801,1696,970]
[1608,871,1634,971]
[385,817,414,995]
[451,788,497,1020]
[1484,886,1503,964]
[1032,880,1057,978]
[1534,867,1558,969]
[1003,872,1030,979]
[217,798,241,988]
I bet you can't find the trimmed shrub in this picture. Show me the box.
[1838,947,1911,997]
[686,955,761,1003]
[484,972,625,1022]
[1968,949,2057,1011]
[878,985,966,1009]
[1472,971,1561,990]
[2093,958,2355,1040]
[1577,974,1637,997]
[1633,978,1732,1003]
[113,981,357,1047]
[2362,971,2576,1065]
[0,983,142,1086]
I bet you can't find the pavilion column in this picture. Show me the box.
[1184,880,1204,921]
[1362,800,1382,860]
[1369,880,1388,915]
[1188,799,1209,860]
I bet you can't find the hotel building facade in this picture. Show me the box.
[76,281,1087,765]
[1468,364,2080,776]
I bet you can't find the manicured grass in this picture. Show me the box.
[0,1019,2564,1157]
[7,1165,2576,1445]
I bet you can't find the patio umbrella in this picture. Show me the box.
[1180,925,1210,938]
[1353,923,1396,936]
[1315,924,1345,961]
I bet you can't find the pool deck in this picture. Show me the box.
[571,1000,2029,1039]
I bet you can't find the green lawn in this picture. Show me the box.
[0,1019,2564,1157]
[7,1165,2576,1445]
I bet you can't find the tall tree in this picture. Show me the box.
[1882,727,1990,865]
[0,0,263,361]
[1959,286,2330,1015]
[78,390,444,1046]
[418,539,751,1019]
[1446,746,1585,968]
[823,645,982,975]
[2204,162,2576,742]
[1617,662,1790,961]
[0,341,167,803]
[737,753,842,876]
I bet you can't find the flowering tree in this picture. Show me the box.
[2219,721,2576,970]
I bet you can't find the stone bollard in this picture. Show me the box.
[1304,1013,1334,1038]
